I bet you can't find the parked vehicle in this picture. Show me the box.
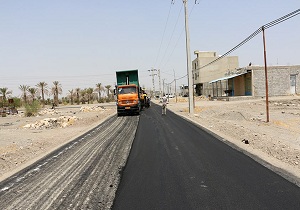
[165,94,175,98]
[115,70,141,116]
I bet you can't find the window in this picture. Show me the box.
[118,87,137,94]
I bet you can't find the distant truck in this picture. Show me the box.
[116,69,141,116]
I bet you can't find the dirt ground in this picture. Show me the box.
[0,103,117,182]
[1,96,300,185]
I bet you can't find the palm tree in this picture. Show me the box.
[51,81,62,106]
[0,87,12,102]
[80,89,87,104]
[86,88,94,104]
[105,85,111,100]
[28,87,38,102]
[19,85,29,104]
[95,83,102,102]
[36,82,48,107]
[68,89,74,105]
[75,88,80,105]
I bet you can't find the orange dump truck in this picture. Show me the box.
[116,69,141,116]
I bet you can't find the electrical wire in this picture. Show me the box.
[160,1,201,71]
[264,9,300,29]
[154,3,173,67]
[158,3,183,68]
[199,9,300,72]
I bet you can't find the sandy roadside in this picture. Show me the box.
[0,103,117,182]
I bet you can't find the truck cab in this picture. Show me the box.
[116,70,141,116]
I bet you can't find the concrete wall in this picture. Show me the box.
[251,65,300,97]
[193,56,239,83]
[202,80,228,97]
[192,51,239,90]
[233,75,245,96]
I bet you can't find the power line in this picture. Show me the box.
[154,3,173,67]
[158,3,183,68]
[199,9,300,71]
[160,2,199,71]
[264,9,300,29]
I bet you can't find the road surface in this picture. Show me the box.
[1,103,300,210]
[0,115,139,210]
[113,103,300,210]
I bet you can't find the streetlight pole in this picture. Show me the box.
[183,0,194,114]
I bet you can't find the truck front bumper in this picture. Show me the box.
[117,104,140,114]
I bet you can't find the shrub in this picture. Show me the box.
[25,100,41,117]
[12,97,21,108]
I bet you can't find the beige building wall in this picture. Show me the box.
[192,51,239,84]
[233,75,245,96]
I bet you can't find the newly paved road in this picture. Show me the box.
[113,104,300,210]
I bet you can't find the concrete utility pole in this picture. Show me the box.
[148,68,157,97]
[173,69,177,103]
[183,0,194,114]
[162,79,165,96]
[158,69,162,97]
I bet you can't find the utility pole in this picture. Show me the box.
[262,26,269,122]
[173,69,177,103]
[162,79,165,96]
[148,68,157,97]
[168,83,170,102]
[158,69,162,97]
[183,0,194,114]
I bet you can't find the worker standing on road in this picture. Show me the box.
[162,95,167,115]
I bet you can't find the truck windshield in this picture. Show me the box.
[118,87,137,94]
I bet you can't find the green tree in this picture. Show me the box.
[51,81,62,106]
[0,87,12,102]
[68,89,74,105]
[19,85,30,104]
[75,88,80,105]
[86,88,94,104]
[95,83,102,102]
[36,82,48,107]
[80,89,87,104]
[105,85,111,100]
[28,87,38,102]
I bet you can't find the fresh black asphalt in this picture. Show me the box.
[112,103,300,210]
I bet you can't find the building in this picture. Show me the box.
[192,51,239,96]
[209,65,300,98]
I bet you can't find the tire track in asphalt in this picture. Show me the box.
[0,115,139,210]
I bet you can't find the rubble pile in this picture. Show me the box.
[23,116,80,129]
[80,105,106,112]
[38,108,60,116]
[195,95,209,101]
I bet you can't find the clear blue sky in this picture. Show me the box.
[1,0,299,97]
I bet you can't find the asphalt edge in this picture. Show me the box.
[168,108,300,188]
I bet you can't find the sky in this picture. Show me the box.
[1,0,300,98]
